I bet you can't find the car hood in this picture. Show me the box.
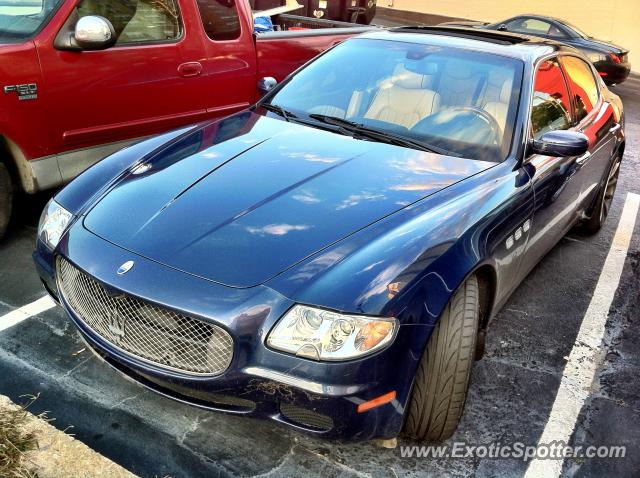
[84,112,494,288]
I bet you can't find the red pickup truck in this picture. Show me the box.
[0,0,370,239]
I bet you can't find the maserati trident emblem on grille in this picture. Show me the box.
[107,301,127,344]
[117,261,135,275]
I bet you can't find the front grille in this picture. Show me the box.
[57,258,233,376]
[280,403,334,431]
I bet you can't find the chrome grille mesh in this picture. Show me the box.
[57,258,233,376]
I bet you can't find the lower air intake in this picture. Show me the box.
[280,403,334,431]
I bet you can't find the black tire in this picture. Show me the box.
[404,275,479,442]
[0,162,12,241]
[581,155,621,234]
[363,5,376,24]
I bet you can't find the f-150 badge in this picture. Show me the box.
[4,83,38,101]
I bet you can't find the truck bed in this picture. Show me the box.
[270,14,369,31]
[256,14,374,83]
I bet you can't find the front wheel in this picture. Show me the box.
[0,162,12,241]
[581,155,621,234]
[403,275,479,442]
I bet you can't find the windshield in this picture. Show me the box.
[0,0,62,42]
[266,38,524,162]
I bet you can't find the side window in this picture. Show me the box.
[559,56,600,123]
[77,0,181,44]
[531,59,572,140]
[547,25,567,39]
[507,18,552,36]
[196,0,241,41]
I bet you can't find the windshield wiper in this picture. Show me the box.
[260,103,297,122]
[308,114,461,157]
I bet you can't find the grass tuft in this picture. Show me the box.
[0,395,40,478]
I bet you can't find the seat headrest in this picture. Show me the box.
[486,70,513,103]
[396,71,427,89]
[499,77,513,103]
[389,65,428,89]
[443,60,474,80]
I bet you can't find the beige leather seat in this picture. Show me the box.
[364,66,440,129]
[482,78,513,136]
[483,70,511,105]
[438,60,480,108]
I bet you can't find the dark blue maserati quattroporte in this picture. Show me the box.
[34,27,625,442]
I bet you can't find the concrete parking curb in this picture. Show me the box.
[0,395,137,478]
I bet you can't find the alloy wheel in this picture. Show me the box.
[600,159,621,223]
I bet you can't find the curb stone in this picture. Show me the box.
[1,394,137,478]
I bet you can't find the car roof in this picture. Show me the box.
[503,14,569,26]
[357,26,580,63]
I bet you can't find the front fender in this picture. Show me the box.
[267,160,533,325]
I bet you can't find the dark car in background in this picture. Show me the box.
[34,26,625,442]
[441,14,631,85]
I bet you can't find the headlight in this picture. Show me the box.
[37,200,73,250]
[266,305,398,361]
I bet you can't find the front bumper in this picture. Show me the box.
[34,223,432,441]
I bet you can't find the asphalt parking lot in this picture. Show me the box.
[1,75,639,478]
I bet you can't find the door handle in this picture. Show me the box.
[609,123,621,134]
[576,152,591,165]
[178,62,203,78]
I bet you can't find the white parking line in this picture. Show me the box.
[524,192,640,478]
[0,295,57,332]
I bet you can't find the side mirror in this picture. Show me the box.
[497,24,508,31]
[530,131,589,157]
[55,14,116,51]
[74,16,116,50]
[257,77,278,96]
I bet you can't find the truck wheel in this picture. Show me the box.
[363,4,376,24]
[404,275,479,442]
[0,163,12,241]
[581,155,621,234]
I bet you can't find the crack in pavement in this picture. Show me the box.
[57,355,94,380]
[109,393,143,411]
[178,414,204,447]
[297,444,374,478]
[250,442,297,478]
